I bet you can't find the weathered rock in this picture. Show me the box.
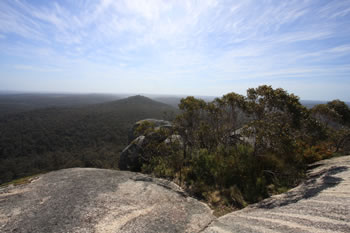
[1,156,350,233]
[203,155,350,233]
[0,168,214,233]
[128,119,172,144]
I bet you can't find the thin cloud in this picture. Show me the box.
[14,64,62,72]
[319,0,350,19]
[0,0,349,100]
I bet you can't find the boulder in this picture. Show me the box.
[0,168,215,233]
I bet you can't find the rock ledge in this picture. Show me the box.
[0,168,214,233]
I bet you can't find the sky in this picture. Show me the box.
[0,0,350,101]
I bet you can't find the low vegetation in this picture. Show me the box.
[0,174,41,187]
[135,85,350,214]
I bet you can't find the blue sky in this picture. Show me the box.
[0,0,350,101]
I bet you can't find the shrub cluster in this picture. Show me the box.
[137,85,350,214]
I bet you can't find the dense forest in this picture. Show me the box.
[0,95,177,184]
[127,86,350,214]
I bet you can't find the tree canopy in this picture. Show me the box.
[135,86,349,214]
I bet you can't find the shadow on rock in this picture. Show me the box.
[256,165,347,209]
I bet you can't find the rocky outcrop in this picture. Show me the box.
[120,119,174,171]
[128,119,172,144]
[203,155,350,233]
[0,168,214,233]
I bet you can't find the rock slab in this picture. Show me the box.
[203,155,350,233]
[1,156,350,233]
[0,168,214,233]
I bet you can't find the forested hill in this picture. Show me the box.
[0,95,177,184]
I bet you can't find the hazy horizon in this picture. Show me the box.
[2,90,350,105]
[1,1,350,101]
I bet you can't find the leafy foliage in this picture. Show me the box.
[311,99,350,154]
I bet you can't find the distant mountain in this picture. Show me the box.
[0,95,177,184]
[112,95,173,106]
